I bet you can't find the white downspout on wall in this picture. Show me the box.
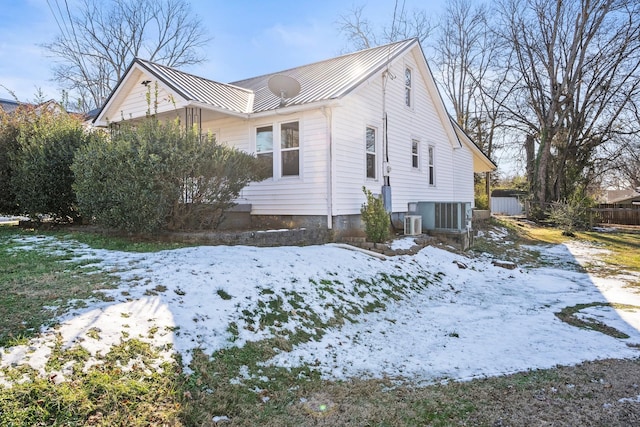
[322,106,334,229]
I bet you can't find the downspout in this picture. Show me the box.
[322,106,333,229]
[382,71,391,188]
[382,68,396,231]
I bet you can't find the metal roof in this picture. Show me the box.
[231,38,417,113]
[136,59,254,114]
[134,38,417,115]
[0,98,20,113]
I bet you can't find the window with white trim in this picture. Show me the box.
[428,145,435,185]
[411,139,419,169]
[280,121,299,176]
[256,121,300,178]
[405,67,412,107]
[256,125,274,177]
[366,126,377,179]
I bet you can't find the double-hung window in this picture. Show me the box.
[256,121,300,178]
[280,121,299,176]
[366,126,377,179]
[428,145,435,186]
[256,125,274,177]
[405,68,412,108]
[411,139,419,169]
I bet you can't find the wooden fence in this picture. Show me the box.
[590,205,640,226]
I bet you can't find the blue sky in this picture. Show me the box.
[0,0,443,103]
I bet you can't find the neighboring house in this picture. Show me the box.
[0,98,20,113]
[603,189,640,206]
[0,98,69,116]
[594,189,640,226]
[92,38,496,236]
[490,189,527,216]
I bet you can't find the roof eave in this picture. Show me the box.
[450,117,497,173]
[92,60,139,125]
[247,99,340,119]
[187,100,250,119]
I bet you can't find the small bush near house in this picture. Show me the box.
[547,187,595,236]
[72,119,268,233]
[72,120,179,232]
[360,186,390,243]
[9,107,89,221]
[166,129,269,230]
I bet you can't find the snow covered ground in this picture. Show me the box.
[1,233,639,386]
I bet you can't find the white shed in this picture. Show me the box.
[491,189,527,216]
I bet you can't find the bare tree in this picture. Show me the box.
[434,0,488,130]
[338,0,510,160]
[433,0,514,161]
[603,135,640,191]
[45,0,210,112]
[336,5,378,50]
[496,0,640,208]
[336,1,434,50]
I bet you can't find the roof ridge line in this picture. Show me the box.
[135,58,254,94]
[230,38,418,85]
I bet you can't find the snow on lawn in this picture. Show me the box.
[1,233,639,386]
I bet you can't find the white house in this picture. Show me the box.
[93,38,495,236]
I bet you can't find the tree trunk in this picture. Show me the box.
[534,129,553,211]
[525,134,535,189]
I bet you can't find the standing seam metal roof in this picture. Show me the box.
[136,59,253,114]
[231,38,416,113]
[135,38,417,115]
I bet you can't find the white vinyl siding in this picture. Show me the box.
[102,70,184,123]
[332,48,475,215]
[197,110,328,216]
[331,76,385,214]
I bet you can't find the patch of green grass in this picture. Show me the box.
[144,284,168,296]
[86,327,101,340]
[0,337,183,426]
[216,288,233,300]
[0,229,117,347]
[580,231,640,273]
[473,218,640,273]
[181,343,323,426]
[470,219,552,266]
[61,231,190,252]
[3,333,31,347]
[411,398,477,426]
[555,302,639,339]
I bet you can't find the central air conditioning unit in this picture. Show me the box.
[404,215,422,236]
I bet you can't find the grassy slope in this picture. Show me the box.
[0,222,638,426]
